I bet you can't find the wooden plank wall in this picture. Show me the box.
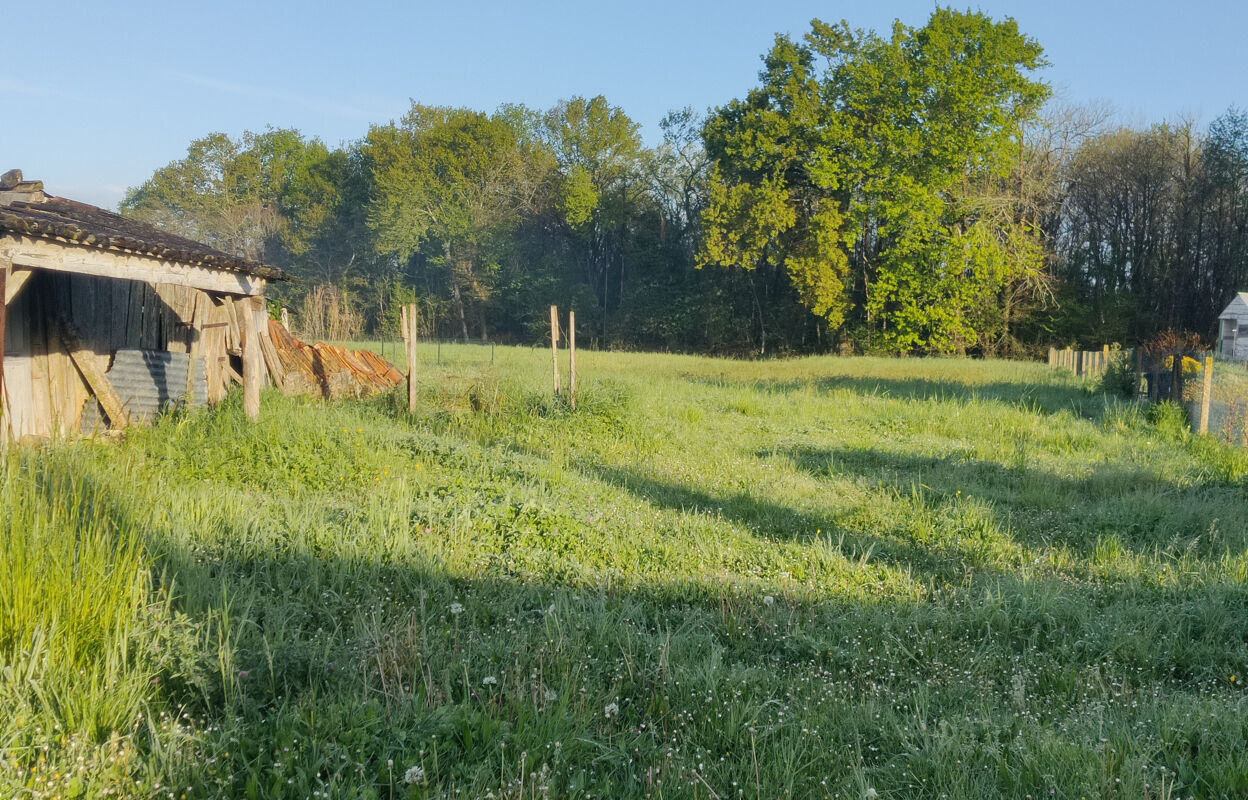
[3,270,250,442]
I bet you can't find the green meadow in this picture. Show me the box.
[4,347,1248,799]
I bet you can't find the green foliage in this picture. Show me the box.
[1099,345,1139,396]
[1147,400,1192,441]
[702,8,1050,353]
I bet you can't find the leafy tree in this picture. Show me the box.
[538,96,646,345]
[367,104,551,341]
[702,8,1050,353]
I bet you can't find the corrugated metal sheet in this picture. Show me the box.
[81,348,207,431]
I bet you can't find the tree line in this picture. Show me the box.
[121,8,1248,356]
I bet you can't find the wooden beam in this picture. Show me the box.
[241,296,263,421]
[4,266,33,305]
[57,317,129,429]
[1,236,267,296]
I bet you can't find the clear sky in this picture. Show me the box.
[3,0,1244,209]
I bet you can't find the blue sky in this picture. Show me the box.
[3,0,1245,209]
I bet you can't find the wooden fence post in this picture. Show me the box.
[1102,344,1111,376]
[1171,354,1184,403]
[569,310,577,410]
[1133,348,1143,398]
[401,303,417,413]
[1076,350,1084,378]
[550,305,560,398]
[1199,355,1214,434]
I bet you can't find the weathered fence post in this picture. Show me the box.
[550,305,560,398]
[569,310,577,410]
[400,303,418,413]
[1171,354,1185,403]
[1048,347,1056,367]
[1076,350,1084,378]
[1133,348,1143,398]
[1199,355,1214,434]
[1102,344,1110,377]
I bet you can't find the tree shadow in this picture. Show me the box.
[774,444,1243,561]
[682,372,1099,417]
[26,451,1248,799]
[578,460,1024,585]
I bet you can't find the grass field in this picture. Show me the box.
[5,346,1248,799]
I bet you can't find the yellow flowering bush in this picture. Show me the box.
[1162,355,1203,376]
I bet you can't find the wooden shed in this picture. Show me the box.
[0,169,288,444]
[1218,293,1248,362]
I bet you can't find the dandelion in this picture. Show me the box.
[545,688,558,702]
[482,676,499,686]
[864,789,879,799]
[1232,675,1238,683]
[762,595,775,606]
[450,602,464,615]
[404,765,425,785]
[604,702,619,718]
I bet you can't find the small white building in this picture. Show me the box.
[1218,293,1248,361]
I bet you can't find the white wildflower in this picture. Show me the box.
[762,595,775,606]
[544,687,558,702]
[482,675,499,686]
[864,789,879,799]
[404,765,425,785]
[604,702,619,718]
[449,602,464,615]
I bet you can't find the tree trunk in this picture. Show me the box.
[451,279,470,344]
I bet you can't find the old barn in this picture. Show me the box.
[1218,293,1248,362]
[0,170,288,444]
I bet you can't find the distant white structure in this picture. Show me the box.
[1218,293,1248,361]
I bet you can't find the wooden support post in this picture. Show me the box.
[1199,356,1214,435]
[57,317,129,429]
[1048,347,1055,367]
[4,266,33,306]
[569,310,577,410]
[185,292,205,400]
[1133,348,1143,398]
[0,260,8,426]
[1172,354,1184,403]
[401,303,417,413]
[241,296,263,421]
[1102,344,1111,376]
[1076,350,1083,378]
[550,305,560,398]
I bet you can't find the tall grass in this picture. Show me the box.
[4,349,1248,798]
[0,452,165,796]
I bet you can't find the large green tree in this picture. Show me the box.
[367,104,551,341]
[702,8,1050,353]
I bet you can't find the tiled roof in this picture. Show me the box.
[0,192,288,281]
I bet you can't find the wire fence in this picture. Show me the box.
[1051,344,1248,443]
[336,338,498,374]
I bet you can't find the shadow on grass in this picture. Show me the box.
[24,449,1248,800]
[774,444,1242,561]
[683,373,1098,416]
